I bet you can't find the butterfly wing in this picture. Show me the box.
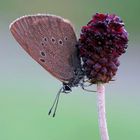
[10,14,81,82]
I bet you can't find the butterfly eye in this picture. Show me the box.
[40,51,46,57]
[51,37,56,43]
[40,58,45,63]
[58,39,63,45]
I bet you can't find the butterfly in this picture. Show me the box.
[10,14,92,117]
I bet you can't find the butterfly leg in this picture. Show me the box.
[80,78,96,92]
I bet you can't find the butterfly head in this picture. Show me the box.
[62,83,72,93]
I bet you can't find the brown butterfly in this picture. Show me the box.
[10,14,92,117]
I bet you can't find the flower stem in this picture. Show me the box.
[97,83,109,140]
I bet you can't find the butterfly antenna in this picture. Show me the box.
[52,89,61,117]
[48,87,63,117]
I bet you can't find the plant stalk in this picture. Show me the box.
[97,83,109,140]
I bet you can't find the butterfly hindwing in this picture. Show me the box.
[10,14,81,82]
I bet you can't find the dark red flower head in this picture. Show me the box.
[77,13,128,83]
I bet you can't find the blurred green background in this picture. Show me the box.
[0,0,140,140]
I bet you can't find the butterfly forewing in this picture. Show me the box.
[10,14,81,82]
